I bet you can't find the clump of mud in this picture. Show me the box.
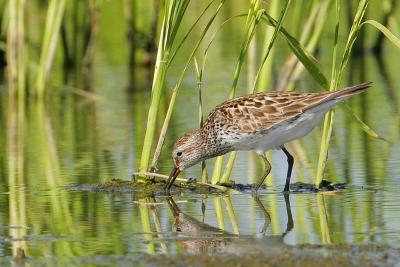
[67,178,221,197]
[289,179,346,193]
[67,178,159,197]
[67,177,346,196]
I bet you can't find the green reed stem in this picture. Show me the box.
[277,0,332,91]
[36,0,66,98]
[254,0,280,92]
[220,1,291,184]
[147,0,224,172]
[261,13,329,89]
[139,0,190,174]
[139,54,168,174]
[220,153,236,183]
[252,0,290,92]
[194,57,208,183]
[212,0,262,184]
[7,0,26,101]
[315,0,368,187]
[167,0,216,67]
[150,87,178,171]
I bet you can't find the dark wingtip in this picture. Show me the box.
[359,81,373,88]
[351,81,373,90]
[334,82,373,99]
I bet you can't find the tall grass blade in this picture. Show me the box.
[36,0,67,98]
[147,0,225,172]
[261,13,329,89]
[149,87,178,171]
[7,0,26,100]
[277,0,332,91]
[315,0,368,186]
[139,0,190,174]
[168,0,216,66]
[252,0,291,92]
[329,0,340,88]
[220,1,291,183]
[230,9,263,97]
[362,20,400,48]
[343,104,386,141]
[212,0,263,184]
[194,57,208,183]
[254,0,280,92]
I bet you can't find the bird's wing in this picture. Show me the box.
[208,92,329,133]
[203,83,371,135]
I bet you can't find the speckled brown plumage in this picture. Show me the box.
[166,82,372,193]
[204,88,356,135]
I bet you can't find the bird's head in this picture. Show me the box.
[166,128,233,190]
[167,129,210,184]
[172,129,209,171]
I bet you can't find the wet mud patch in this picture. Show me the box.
[66,178,228,197]
[67,178,347,196]
[49,244,400,267]
[68,178,168,197]
[289,179,346,193]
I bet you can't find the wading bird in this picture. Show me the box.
[165,82,371,194]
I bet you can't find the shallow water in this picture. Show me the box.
[2,184,400,265]
[1,1,400,266]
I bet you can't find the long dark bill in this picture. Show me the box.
[165,166,181,191]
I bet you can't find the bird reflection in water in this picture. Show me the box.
[165,195,293,255]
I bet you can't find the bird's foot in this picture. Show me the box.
[282,185,290,194]
[163,185,172,195]
[251,187,259,197]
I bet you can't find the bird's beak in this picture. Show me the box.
[165,166,181,191]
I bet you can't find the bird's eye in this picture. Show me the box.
[176,151,182,157]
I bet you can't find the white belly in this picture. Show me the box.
[231,110,327,154]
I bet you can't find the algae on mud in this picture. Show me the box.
[68,177,347,197]
[67,178,229,196]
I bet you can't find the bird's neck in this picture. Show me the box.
[201,128,233,158]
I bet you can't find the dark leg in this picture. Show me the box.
[281,146,294,192]
[252,154,271,194]
[282,194,294,237]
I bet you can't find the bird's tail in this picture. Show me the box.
[305,82,372,113]
[330,82,372,101]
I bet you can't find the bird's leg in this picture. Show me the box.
[252,195,271,235]
[281,146,294,192]
[282,193,294,237]
[252,153,271,194]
